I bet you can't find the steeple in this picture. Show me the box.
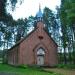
[36,4,43,21]
[34,4,45,29]
[39,3,41,12]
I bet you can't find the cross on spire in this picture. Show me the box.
[39,3,41,12]
[36,3,43,21]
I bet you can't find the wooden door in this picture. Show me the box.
[37,55,44,65]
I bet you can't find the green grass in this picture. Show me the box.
[0,64,61,75]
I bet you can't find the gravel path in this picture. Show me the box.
[45,68,75,75]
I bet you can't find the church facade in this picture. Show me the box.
[7,7,58,67]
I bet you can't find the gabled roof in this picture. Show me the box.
[8,28,37,51]
[43,28,58,46]
[8,26,58,51]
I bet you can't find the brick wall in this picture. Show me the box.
[8,22,58,66]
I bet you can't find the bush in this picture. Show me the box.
[56,64,75,69]
[18,64,41,69]
[18,64,28,69]
[56,64,65,68]
[65,64,75,69]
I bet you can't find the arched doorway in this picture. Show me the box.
[37,48,45,65]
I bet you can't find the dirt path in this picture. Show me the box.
[45,68,75,75]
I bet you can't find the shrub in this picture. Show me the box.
[18,64,28,68]
[56,64,75,69]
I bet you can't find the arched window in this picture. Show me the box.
[37,48,45,55]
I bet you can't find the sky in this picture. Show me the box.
[7,0,61,20]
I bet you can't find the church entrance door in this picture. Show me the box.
[36,48,45,66]
[37,55,44,65]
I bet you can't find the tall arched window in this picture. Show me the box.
[37,48,45,55]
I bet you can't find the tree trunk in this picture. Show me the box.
[63,47,67,64]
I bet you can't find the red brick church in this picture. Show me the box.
[7,6,58,67]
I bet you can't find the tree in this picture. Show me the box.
[43,7,60,44]
[59,0,75,64]
[0,0,24,49]
[16,18,28,42]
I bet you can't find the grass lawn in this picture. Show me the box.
[0,64,61,75]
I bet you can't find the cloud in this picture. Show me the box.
[11,0,61,20]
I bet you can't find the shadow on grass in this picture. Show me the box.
[0,64,62,75]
